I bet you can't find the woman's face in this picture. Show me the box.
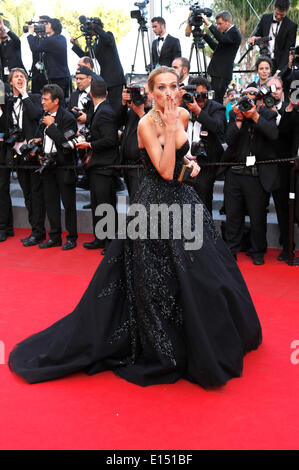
[257,61,271,81]
[151,72,179,108]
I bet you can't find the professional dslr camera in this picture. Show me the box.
[23,20,46,36]
[36,153,56,174]
[182,85,214,104]
[5,125,24,145]
[256,84,280,108]
[188,2,213,28]
[127,84,148,106]
[19,141,43,162]
[237,96,254,113]
[71,96,92,119]
[191,131,209,159]
[62,128,91,151]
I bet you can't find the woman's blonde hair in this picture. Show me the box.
[147,66,179,92]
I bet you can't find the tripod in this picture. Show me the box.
[84,34,101,76]
[130,17,152,78]
[188,28,208,77]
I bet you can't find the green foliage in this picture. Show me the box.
[50,0,131,50]
[0,0,35,36]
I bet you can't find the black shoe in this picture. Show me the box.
[82,203,92,209]
[0,232,7,242]
[23,235,46,247]
[39,239,62,249]
[100,249,106,255]
[21,235,31,243]
[62,240,77,251]
[6,230,14,237]
[252,255,265,266]
[83,239,104,250]
[277,250,288,262]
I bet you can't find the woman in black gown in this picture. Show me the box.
[9,67,262,388]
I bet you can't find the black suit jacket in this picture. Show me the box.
[5,93,42,166]
[43,106,77,166]
[254,14,297,71]
[204,25,241,79]
[27,34,70,80]
[226,107,279,192]
[152,34,181,67]
[87,100,119,173]
[194,99,227,164]
[0,31,25,80]
[119,105,142,164]
[72,28,125,88]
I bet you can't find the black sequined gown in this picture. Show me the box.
[9,142,262,387]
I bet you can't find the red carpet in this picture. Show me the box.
[1,229,299,450]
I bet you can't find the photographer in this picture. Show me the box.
[4,68,46,247]
[0,82,14,242]
[249,0,297,74]
[271,79,299,261]
[38,84,78,250]
[26,15,51,94]
[119,81,150,202]
[201,11,241,104]
[71,18,125,118]
[224,87,279,265]
[75,78,119,252]
[184,76,227,215]
[151,17,181,68]
[68,66,93,130]
[280,46,299,99]
[27,18,71,98]
[0,17,25,81]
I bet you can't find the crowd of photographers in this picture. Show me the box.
[0,1,298,264]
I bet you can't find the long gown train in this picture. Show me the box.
[9,142,262,387]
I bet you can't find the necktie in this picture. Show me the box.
[158,37,164,42]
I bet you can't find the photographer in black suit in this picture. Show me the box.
[201,11,241,104]
[0,17,25,81]
[71,19,125,118]
[249,0,297,74]
[5,68,45,247]
[119,82,151,202]
[0,83,14,242]
[185,76,227,215]
[224,87,279,265]
[27,18,71,98]
[75,79,119,252]
[151,17,181,68]
[37,84,78,250]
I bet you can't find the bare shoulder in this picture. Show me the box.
[137,113,156,147]
[178,107,190,129]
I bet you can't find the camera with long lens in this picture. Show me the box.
[188,3,213,28]
[256,84,280,108]
[127,84,147,106]
[62,128,91,151]
[290,45,299,68]
[130,0,149,26]
[19,141,43,162]
[36,153,56,174]
[182,85,214,104]
[191,131,209,159]
[6,125,24,145]
[23,21,46,35]
[79,15,102,36]
[254,36,271,56]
